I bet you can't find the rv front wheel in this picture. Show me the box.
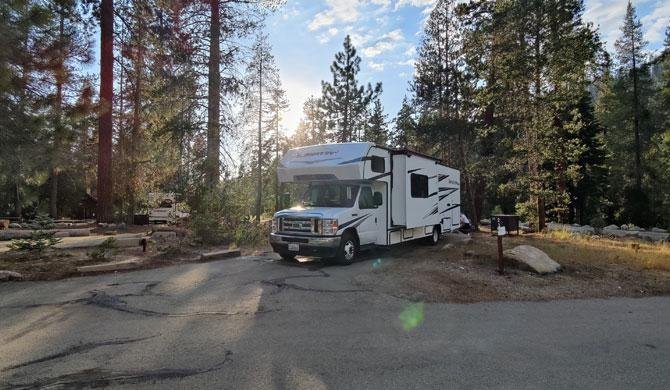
[427,226,440,245]
[336,232,358,265]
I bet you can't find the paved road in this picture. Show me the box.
[1,254,668,389]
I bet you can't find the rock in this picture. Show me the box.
[503,245,561,274]
[54,231,70,238]
[103,230,118,236]
[0,270,23,281]
[603,224,619,230]
[652,227,668,233]
[480,219,491,226]
[77,258,142,273]
[9,223,22,229]
[200,249,241,262]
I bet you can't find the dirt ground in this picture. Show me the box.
[2,229,669,303]
[353,231,670,303]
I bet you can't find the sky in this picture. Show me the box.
[265,0,670,135]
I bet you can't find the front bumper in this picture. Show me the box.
[269,233,341,258]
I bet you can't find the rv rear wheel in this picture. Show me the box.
[427,226,440,245]
[336,232,358,265]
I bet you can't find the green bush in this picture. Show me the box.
[589,215,606,229]
[9,231,61,252]
[88,238,116,261]
[9,214,61,252]
[234,221,268,247]
[188,187,230,245]
[515,201,538,228]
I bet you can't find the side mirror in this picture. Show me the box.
[281,193,291,208]
[373,192,383,206]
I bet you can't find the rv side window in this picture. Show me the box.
[410,174,429,198]
[359,187,376,209]
[370,156,385,173]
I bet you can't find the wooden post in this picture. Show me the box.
[497,235,504,274]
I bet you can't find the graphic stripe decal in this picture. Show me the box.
[438,174,449,182]
[440,204,460,214]
[407,168,421,173]
[368,172,391,180]
[337,214,370,231]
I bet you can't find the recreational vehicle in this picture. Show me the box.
[270,142,460,264]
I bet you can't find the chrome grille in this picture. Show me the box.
[281,218,317,233]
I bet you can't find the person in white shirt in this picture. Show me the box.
[459,213,472,233]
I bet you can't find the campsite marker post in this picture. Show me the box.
[496,225,506,274]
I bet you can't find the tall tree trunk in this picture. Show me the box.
[97,0,114,223]
[14,179,22,218]
[275,106,280,211]
[255,54,263,222]
[206,0,221,188]
[50,9,66,219]
[128,21,144,224]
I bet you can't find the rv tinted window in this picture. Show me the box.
[410,174,429,198]
[371,156,385,173]
[359,187,376,209]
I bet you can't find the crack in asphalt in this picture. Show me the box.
[260,270,370,295]
[1,335,159,372]
[86,290,276,317]
[1,351,233,390]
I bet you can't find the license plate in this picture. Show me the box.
[288,243,299,252]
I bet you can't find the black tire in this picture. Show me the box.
[336,231,358,265]
[279,253,297,262]
[427,226,440,245]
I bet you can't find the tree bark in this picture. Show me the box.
[50,8,66,219]
[97,0,114,223]
[255,53,263,222]
[206,0,221,188]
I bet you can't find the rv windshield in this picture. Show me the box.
[302,184,359,208]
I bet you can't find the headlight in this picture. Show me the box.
[321,219,338,235]
[271,217,280,233]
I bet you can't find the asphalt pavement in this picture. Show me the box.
[1,254,668,389]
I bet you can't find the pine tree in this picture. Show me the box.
[614,1,647,190]
[97,0,114,222]
[293,97,327,147]
[363,99,388,145]
[391,97,416,149]
[321,35,382,142]
[413,0,462,117]
[243,34,284,221]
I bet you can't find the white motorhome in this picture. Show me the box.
[270,142,460,264]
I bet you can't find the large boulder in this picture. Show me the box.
[603,224,619,231]
[503,245,561,274]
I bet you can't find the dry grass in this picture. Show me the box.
[542,230,670,271]
[353,230,670,303]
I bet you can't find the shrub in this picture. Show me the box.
[9,214,61,253]
[589,216,606,229]
[515,201,538,229]
[234,221,268,247]
[188,187,230,245]
[88,238,116,261]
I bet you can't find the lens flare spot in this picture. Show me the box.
[399,302,424,331]
[372,259,382,269]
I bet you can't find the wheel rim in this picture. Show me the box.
[433,230,438,242]
[343,240,355,260]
